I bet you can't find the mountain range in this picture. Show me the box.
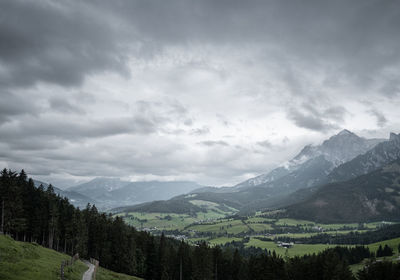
[235,129,383,190]
[32,180,96,209]
[36,129,400,222]
[122,130,400,222]
[33,177,203,210]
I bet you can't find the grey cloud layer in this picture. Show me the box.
[0,98,192,148]
[2,0,400,91]
[368,109,388,128]
[0,1,129,88]
[287,104,348,132]
[0,0,399,186]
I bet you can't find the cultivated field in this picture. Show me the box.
[118,208,398,258]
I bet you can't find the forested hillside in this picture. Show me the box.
[286,160,400,222]
[0,168,399,280]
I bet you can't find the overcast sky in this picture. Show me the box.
[1,0,400,188]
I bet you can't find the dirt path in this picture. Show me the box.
[82,261,95,280]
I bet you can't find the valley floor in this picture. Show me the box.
[118,208,400,274]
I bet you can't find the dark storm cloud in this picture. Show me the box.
[287,103,347,132]
[287,106,342,132]
[0,116,160,150]
[0,116,158,143]
[0,91,40,124]
[112,0,400,85]
[49,97,85,114]
[288,108,338,132]
[199,140,229,147]
[4,138,64,151]
[323,106,348,123]
[0,98,192,153]
[380,79,400,97]
[1,0,400,90]
[0,0,129,88]
[368,109,388,127]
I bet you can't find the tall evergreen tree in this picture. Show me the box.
[145,236,157,280]
[192,242,213,280]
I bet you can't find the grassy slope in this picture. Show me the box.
[245,237,400,258]
[367,237,400,253]
[242,221,399,257]
[188,217,381,237]
[245,237,337,257]
[208,237,243,245]
[0,235,143,280]
[0,234,87,280]
[120,212,198,230]
[119,198,238,231]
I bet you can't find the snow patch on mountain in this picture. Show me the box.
[235,129,384,189]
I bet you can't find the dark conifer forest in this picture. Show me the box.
[1,169,399,280]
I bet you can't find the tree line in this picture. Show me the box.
[275,224,400,245]
[1,169,399,280]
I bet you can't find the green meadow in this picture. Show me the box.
[245,237,338,257]
[118,207,398,264]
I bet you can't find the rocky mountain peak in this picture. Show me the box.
[292,129,369,167]
[293,144,315,159]
[389,132,400,142]
[235,130,385,189]
[320,130,383,166]
[324,129,360,143]
[337,129,354,136]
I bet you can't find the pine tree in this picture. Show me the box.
[156,232,169,280]
[145,236,157,280]
[75,210,88,257]
[382,245,393,257]
[192,242,213,280]
[377,245,383,257]
[232,249,243,280]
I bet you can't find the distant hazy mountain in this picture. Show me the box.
[67,178,204,210]
[67,177,129,198]
[97,181,204,208]
[113,198,205,214]
[235,129,383,190]
[33,180,95,209]
[286,159,400,222]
